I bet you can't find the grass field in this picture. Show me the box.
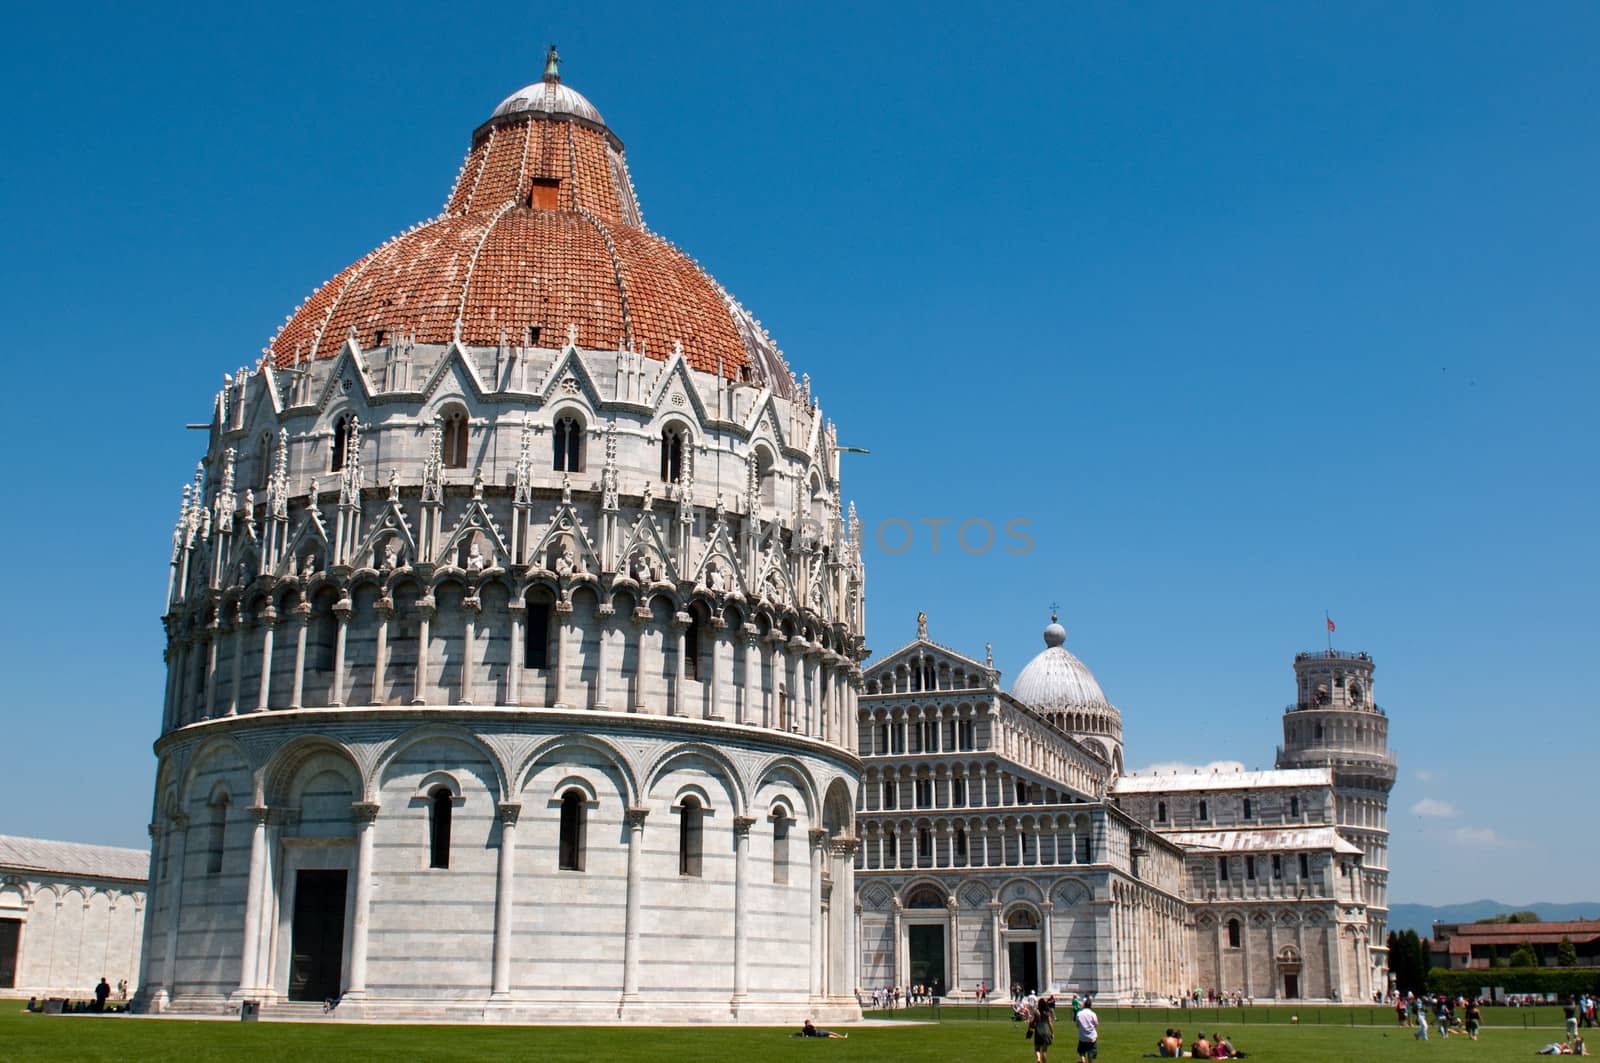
[0,1005,1578,1063]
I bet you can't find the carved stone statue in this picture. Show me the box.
[555,542,577,579]
[917,611,928,639]
[381,538,402,573]
[705,561,726,594]
[631,552,653,585]
[466,540,488,573]
[300,552,317,578]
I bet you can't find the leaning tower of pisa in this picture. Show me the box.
[1276,647,1396,994]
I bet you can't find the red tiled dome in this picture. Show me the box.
[269,72,775,384]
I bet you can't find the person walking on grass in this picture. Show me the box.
[1074,996,1099,1062]
[1027,993,1057,1063]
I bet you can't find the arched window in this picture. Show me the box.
[954,826,967,861]
[553,415,582,472]
[777,686,789,731]
[1007,909,1039,930]
[1243,798,1253,820]
[661,426,686,483]
[255,431,273,491]
[558,789,586,871]
[1198,800,1209,821]
[684,610,704,680]
[206,793,229,875]
[906,886,944,909]
[917,826,932,864]
[442,408,469,469]
[678,796,704,877]
[771,811,790,884]
[428,786,453,869]
[330,415,352,472]
[1157,801,1168,822]
[1227,918,1242,949]
[525,592,553,669]
[1290,796,1302,818]
[756,449,777,511]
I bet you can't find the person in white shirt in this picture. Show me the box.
[1075,998,1099,1062]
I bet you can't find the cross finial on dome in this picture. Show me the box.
[1049,601,1060,623]
[544,44,561,84]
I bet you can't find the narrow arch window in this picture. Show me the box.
[330,415,352,472]
[553,415,582,472]
[777,686,789,731]
[1290,796,1301,818]
[525,596,553,669]
[428,786,453,869]
[255,432,273,491]
[757,450,777,510]
[442,409,469,469]
[916,826,932,864]
[678,797,704,877]
[1227,918,1242,948]
[1298,852,1310,878]
[1157,801,1168,822]
[684,612,703,680]
[661,426,686,483]
[772,812,790,884]
[1198,799,1209,821]
[1218,856,1230,881]
[206,795,229,875]
[1243,797,1253,820]
[558,790,586,871]
[954,826,967,861]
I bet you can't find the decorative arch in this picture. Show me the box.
[821,775,853,836]
[514,733,639,807]
[261,734,365,806]
[900,879,949,908]
[642,742,747,815]
[372,723,511,804]
[752,757,820,824]
[178,733,254,808]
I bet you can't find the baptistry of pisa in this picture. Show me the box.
[136,52,866,1023]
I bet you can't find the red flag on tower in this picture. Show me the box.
[1327,616,1336,633]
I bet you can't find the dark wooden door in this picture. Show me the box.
[1008,940,1040,994]
[289,870,347,1001]
[0,918,19,988]
[908,924,946,990]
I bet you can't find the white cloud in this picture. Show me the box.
[1454,826,1511,848]
[1410,798,1458,818]
[1136,760,1248,776]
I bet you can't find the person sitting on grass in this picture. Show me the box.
[1156,1028,1182,1057]
[1191,1030,1214,1059]
[1214,1032,1245,1059]
[799,1019,847,1039]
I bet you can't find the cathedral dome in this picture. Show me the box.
[1012,622,1113,712]
[267,51,794,394]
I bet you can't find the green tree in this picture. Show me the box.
[1558,936,1579,967]
[1509,942,1539,968]
[1507,911,1542,924]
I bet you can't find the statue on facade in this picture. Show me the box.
[631,552,653,585]
[917,611,928,639]
[466,540,489,574]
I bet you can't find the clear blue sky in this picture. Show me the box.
[0,2,1594,905]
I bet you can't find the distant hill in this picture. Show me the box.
[1389,901,1600,937]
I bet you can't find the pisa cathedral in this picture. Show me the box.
[125,55,1394,1020]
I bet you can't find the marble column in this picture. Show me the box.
[892,899,905,989]
[289,605,309,709]
[490,802,520,999]
[741,627,760,726]
[255,609,277,712]
[344,802,380,996]
[226,604,244,716]
[670,616,688,716]
[622,807,649,1000]
[830,837,857,997]
[235,805,270,994]
[460,595,480,705]
[1041,900,1054,993]
[330,596,351,707]
[593,605,614,709]
[732,815,755,1004]
[946,897,961,996]
[706,618,725,720]
[809,828,827,999]
[203,620,220,718]
[412,598,434,705]
[554,600,574,708]
[506,602,525,706]
[371,598,392,704]
[159,815,189,1003]
[989,902,1003,992]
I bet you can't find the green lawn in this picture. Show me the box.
[0,1004,1576,1063]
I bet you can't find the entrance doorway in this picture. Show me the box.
[1283,973,1300,999]
[1008,940,1040,994]
[908,924,947,996]
[289,870,347,1002]
[0,919,18,988]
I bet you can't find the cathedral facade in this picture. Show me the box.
[853,617,1394,1003]
[136,53,865,1023]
